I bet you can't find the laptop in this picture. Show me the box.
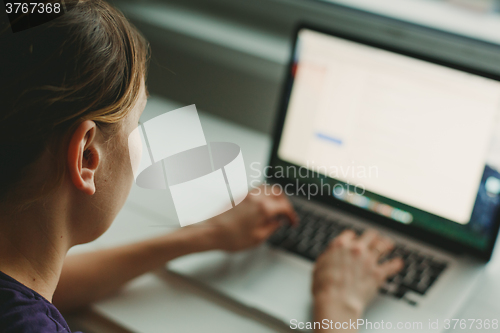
[168,24,500,332]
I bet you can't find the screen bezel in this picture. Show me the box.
[268,23,500,261]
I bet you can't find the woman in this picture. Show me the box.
[0,1,402,332]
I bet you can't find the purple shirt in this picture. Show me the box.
[0,270,80,332]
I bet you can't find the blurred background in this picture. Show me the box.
[112,0,500,133]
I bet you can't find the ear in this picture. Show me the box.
[67,120,100,195]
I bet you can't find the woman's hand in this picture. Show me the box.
[312,230,403,331]
[202,185,298,252]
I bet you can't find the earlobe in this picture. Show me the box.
[67,120,100,196]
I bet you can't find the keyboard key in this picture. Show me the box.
[268,203,448,300]
[393,285,409,299]
[295,242,310,254]
[430,261,447,273]
[307,244,324,259]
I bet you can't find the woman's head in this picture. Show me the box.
[0,0,149,243]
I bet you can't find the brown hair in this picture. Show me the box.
[0,0,149,209]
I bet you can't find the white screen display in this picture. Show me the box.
[278,29,500,224]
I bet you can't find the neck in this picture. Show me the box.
[0,194,71,302]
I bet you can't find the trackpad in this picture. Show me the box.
[168,244,314,324]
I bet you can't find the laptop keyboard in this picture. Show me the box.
[268,203,448,302]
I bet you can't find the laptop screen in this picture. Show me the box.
[275,28,500,252]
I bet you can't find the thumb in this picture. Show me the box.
[254,219,281,239]
[379,257,404,279]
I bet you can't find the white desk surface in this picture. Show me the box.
[69,96,500,333]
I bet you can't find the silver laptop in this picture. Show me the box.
[169,24,500,332]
